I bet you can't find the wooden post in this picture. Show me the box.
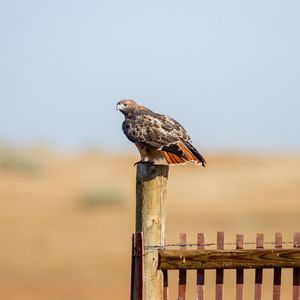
[135,163,169,300]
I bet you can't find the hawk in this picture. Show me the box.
[116,99,206,167]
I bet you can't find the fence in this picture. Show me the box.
[130,163,300,300]
[132,231,300,300]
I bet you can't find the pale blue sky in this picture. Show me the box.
[1,0,299,152]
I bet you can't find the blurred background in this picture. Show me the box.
[0,0,299,299]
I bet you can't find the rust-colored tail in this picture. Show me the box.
[181,141,206,167]
[163,151,187,165]
[162,141,206,167]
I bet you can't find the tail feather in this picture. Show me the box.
[163,151,174,164]
[183,141,206,167]
[171,153,184,164]
[162,141,206,167]
[163,151,186,165]
[178,143,194,161]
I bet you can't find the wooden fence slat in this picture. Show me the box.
[273,232,282,300]
[163,270,169,300]
[236,234,244,300]
[254,233,264,300]
[135,232,144,300]
[178,233,187,300]
[197,233,205,300]
[293,232,300,300]
[215,232,224,300]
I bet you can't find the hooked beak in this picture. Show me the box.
[116,103,125,112]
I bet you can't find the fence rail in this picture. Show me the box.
[158,248,300,270]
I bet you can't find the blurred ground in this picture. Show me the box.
[0,148,299,299]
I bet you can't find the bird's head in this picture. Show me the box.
[116,99,138,116]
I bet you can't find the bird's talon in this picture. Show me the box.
[133,160,155,166]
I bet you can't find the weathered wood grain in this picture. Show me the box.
[158,248,300,270]
[135,163,169,300]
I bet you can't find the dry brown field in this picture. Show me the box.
[0,149,300,299]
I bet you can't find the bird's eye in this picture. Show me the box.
[123,103,127,107]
